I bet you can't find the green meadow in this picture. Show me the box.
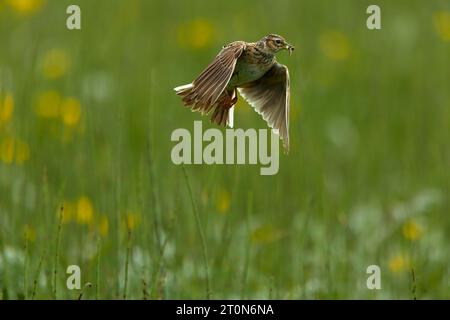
[0,0,449,299]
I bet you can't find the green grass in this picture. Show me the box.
[0,0,449,299]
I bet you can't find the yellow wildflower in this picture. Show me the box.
[0,136,15,164]
[402,220,422,241]
[6,0,45,15]
[42,49,71,79]
[126,212,140,230]
[251,225,284,245]
[35,90,61,118]
[0,93,14,126]
[388,254,410,273]
[177,19,215,49]
[98,215,109,237]
[433,11,450,42]
[60,97,81,127]
[216,189,231,214]
[319,31,350,60]
[0,137,30,165]
[77,196,94,225]
[23,224,37,242]
[15,139,30,165]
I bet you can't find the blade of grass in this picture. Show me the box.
[182,166,210,299]
[142,274,149,300]
[147,69,162,252]
[123,229,132,299]
[240,191,252,299]
[31,249,46,300]
[96,236,101,300]
[23,231,29,300]
[150,234,167,299]
[411,268,417,300]
[52,205,64,299]
[150,217,175,299]
[77,282,92,300]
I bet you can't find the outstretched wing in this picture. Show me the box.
[176,41,245,112]
[238,62,290,152]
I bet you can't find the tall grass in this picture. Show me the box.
[123,229,132,300]
[0,0,449,299]
[182,166,211,299]
[52,206,64,299]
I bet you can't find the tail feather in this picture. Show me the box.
[174,83,194,94]
[175,83,236,128]
[211,106,229,127]
[174,83,209,112]
[210,90,236,128]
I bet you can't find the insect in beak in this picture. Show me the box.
[285,43,295,55]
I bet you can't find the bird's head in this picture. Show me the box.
[259,34,295,55]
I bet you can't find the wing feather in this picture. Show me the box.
[238,62,290,152]
[179,42,245,112]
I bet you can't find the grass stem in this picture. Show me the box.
[411,268,417,300]
[52,205,64,299]
[23,231,29,300]
[182,166,211,299]
[123,229,132,299]
[96,236,101,300]
[240,191,252,299]
[31,249,46,300]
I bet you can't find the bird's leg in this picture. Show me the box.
[211,89,238,126]
[230,88,238,106]
[221,89,237,108]
[221,89,237,109]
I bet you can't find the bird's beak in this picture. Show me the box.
[285,43,295,55]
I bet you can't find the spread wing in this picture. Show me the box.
[238,62,290,152]
[176,41,245,112]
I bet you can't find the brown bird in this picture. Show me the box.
[174,34,294,152]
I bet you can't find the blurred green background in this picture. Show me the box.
[0,0,449,299]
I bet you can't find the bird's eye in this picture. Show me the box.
[275,39,282,45]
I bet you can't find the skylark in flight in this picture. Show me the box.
[175,34,294,151]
